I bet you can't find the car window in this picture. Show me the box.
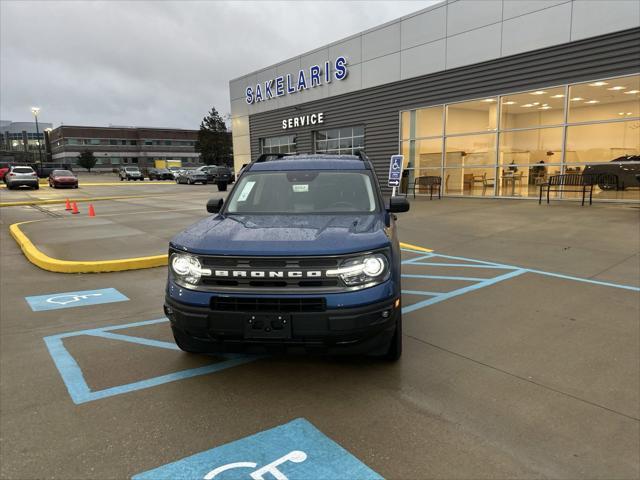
[13,167,34,173]
[226,171,378,214]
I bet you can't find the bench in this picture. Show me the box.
[412,176,441,199]
[539,174,618,206]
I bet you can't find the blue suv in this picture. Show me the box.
[164,153,410,360]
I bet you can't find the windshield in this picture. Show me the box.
[226,171,378,214]
[53,170,73,175]
[125,167,139,172]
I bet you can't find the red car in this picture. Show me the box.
[48,169,78,189]
[0,165,9,181]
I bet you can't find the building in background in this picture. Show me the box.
[229,0,640,202]
[48,125,203,171]
[1,120,53,163]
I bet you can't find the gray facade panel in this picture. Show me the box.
[248,28,640,191]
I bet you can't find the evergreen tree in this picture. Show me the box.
[195,108,232,165]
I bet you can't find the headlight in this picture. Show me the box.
[170,253,208,285]
[327,253,389,288]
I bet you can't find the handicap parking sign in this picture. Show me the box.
[388,155,403,187]
[132,418,383,480]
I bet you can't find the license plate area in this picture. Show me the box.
[244,313,292,339]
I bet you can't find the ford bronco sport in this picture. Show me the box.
[165,152,410,360]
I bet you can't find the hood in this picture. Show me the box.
[170,214,390,256]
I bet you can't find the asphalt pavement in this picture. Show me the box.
[0,180,638,479]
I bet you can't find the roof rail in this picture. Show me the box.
[253,153,292,163]
[254,151,370,163]
[353,150,370,162]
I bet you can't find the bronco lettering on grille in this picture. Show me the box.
[209,270,324,278]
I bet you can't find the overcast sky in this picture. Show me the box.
[1,1,437,130]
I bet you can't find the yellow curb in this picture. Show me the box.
[0,194,165,207]
[9,221,168,273]
[399,242,433,253]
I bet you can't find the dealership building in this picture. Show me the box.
[229,0,640,201]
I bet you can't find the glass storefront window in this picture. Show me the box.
[416,106,444,138]
[499,127,563,166]
[315,126,364,155]
[261,135,297,154]
[400,73,639,201]
[500,87,566,129]
[568,74,640,123]
[565,120,640,164]
[445,134,496,167]
[401,111,411,140]
[446,98,498,135]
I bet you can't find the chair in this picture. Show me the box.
[480,172,495,195]
[412,176,442,199]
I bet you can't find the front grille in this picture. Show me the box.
[210,296,326,312]
[198,255,344,291]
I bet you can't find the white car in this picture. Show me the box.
[5,165,39,190]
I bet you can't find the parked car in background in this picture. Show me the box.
[48,170,78,189]
[36,162,74,178]
[147,168,173,180]
[216,166,233,184]
[119,166,144,181]
[175,169,208,185]
[5,165,39,190]
[196,165,235,184]
[583,155,640,190]
[195,165,217,182]
[0,164,10,181]
[168,166,183,179]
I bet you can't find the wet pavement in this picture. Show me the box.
[1,182,638,479]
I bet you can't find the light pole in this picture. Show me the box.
[31,107,43,165]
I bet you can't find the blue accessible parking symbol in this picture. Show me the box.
[132,418,383,480]
[25,288,129,312]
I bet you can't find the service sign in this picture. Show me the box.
[388,155,403,187]
[282,112,324,130]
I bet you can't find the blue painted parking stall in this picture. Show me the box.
[399,247,639,315]
[132,418,383,480]
[25,288,129,311]
[44,318,258,404]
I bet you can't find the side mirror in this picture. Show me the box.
[388,196,410,213]
[206,197,224,214]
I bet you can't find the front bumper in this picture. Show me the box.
[164,292,399,355]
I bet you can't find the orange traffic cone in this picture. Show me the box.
[88,204,95,217]
[71,202,79,214]
[65,198,72,211]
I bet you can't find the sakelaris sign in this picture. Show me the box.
[246,56,348,105]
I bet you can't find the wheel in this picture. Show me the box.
[34,184,39,190]
[120,177,124,181]
[74,185,78,189]
[217,181,228,192]
[383,314,402,361]
[171,326,209,353]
